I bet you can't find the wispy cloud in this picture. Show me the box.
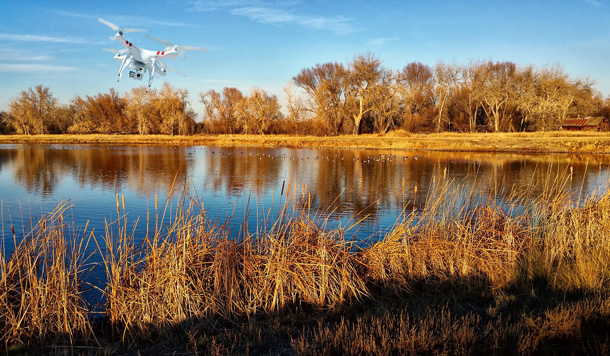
[583,0,602,7]
[189,0,250,12]
[0,63,79,72]
[54,10,189,28]
[0,33,89,44]
[367,37,399,46]
[190,1,355,35]
[231,7,297,24]
[2,49,53,62]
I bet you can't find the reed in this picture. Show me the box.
[100,183,368,338]
[3,169,610,353]
[0,202,92,347]
[359,174,528,293]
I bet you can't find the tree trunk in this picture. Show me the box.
[353,94,364,135]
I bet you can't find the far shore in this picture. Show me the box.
[2,131,610,154]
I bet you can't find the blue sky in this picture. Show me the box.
[1,0,609,119]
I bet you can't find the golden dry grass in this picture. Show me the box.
[0,202,93,347]
[3,173,610,353]
[2,131,610,153]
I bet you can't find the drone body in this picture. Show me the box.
[99,18,206,89]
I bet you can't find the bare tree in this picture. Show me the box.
[8,85,59,134]
[479,61,517,132]
[345,53,387,134]
[434,62,459,132]
[293,62,348,135]
[125,87,157,135]
[0,111,14,134]
[396,62,436,131]
[237,87,281,134]
[453,62,486,132]
[283,82,307,133]
[199,87,245,134]
[156,83,194,135]
[398,62,435,114]
[84,89,131,134]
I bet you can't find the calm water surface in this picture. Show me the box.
[1,143,609,253]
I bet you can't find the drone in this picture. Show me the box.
[99,18,206,89]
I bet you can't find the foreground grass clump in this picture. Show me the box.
[102,187,367,336]
[4,175,610,353]
[0,202,92,348]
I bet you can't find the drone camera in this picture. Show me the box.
[129,71,143,80]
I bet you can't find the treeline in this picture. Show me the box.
[1,84,196,135]
[2,54,610,135]
[291,54,607,134]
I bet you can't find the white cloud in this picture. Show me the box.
[231,6,354,34]
[0,33,89,44]
[2,49,53,62]
[54,10,189,28]
[190,1,355,35]
[297,15,354,35]
[0,63,80,72]
[231,7,297,24]
[367,37,399,46]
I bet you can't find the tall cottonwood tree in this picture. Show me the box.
[397,62,436,131]
[293,62,348,135]
[434,62,459,132]
[453,62,485,132]
[479,61,517,132]
[345,53,386,134]
[371,70,401,133]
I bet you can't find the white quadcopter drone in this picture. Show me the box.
[99,18,206,89]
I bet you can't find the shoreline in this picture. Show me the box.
[1,131,610,154]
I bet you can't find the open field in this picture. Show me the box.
[3,175,610,354]
[2,131,610,153]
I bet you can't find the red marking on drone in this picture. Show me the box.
[161,51,165,55]
[156,51,160,55]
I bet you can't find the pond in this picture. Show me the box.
[1,143,609,252]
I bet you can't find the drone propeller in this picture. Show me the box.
[98,18,146,36]
[103,48,128,62]
[103,48,127,54]
[157,59,186,77]
[146,34,207,58]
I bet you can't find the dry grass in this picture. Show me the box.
[100,184,367,339]
[2,131,610,153]
[291,296,610,356]
[3,172,610,353]
[0,202,93,348]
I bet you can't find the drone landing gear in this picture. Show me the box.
[117,56,129,82]
[147,65,156,90]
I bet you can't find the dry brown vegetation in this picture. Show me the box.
[2,131,610,154]
[0,202,93,348]
[3,174,610,354]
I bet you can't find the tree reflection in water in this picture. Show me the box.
[1,144,609,244]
